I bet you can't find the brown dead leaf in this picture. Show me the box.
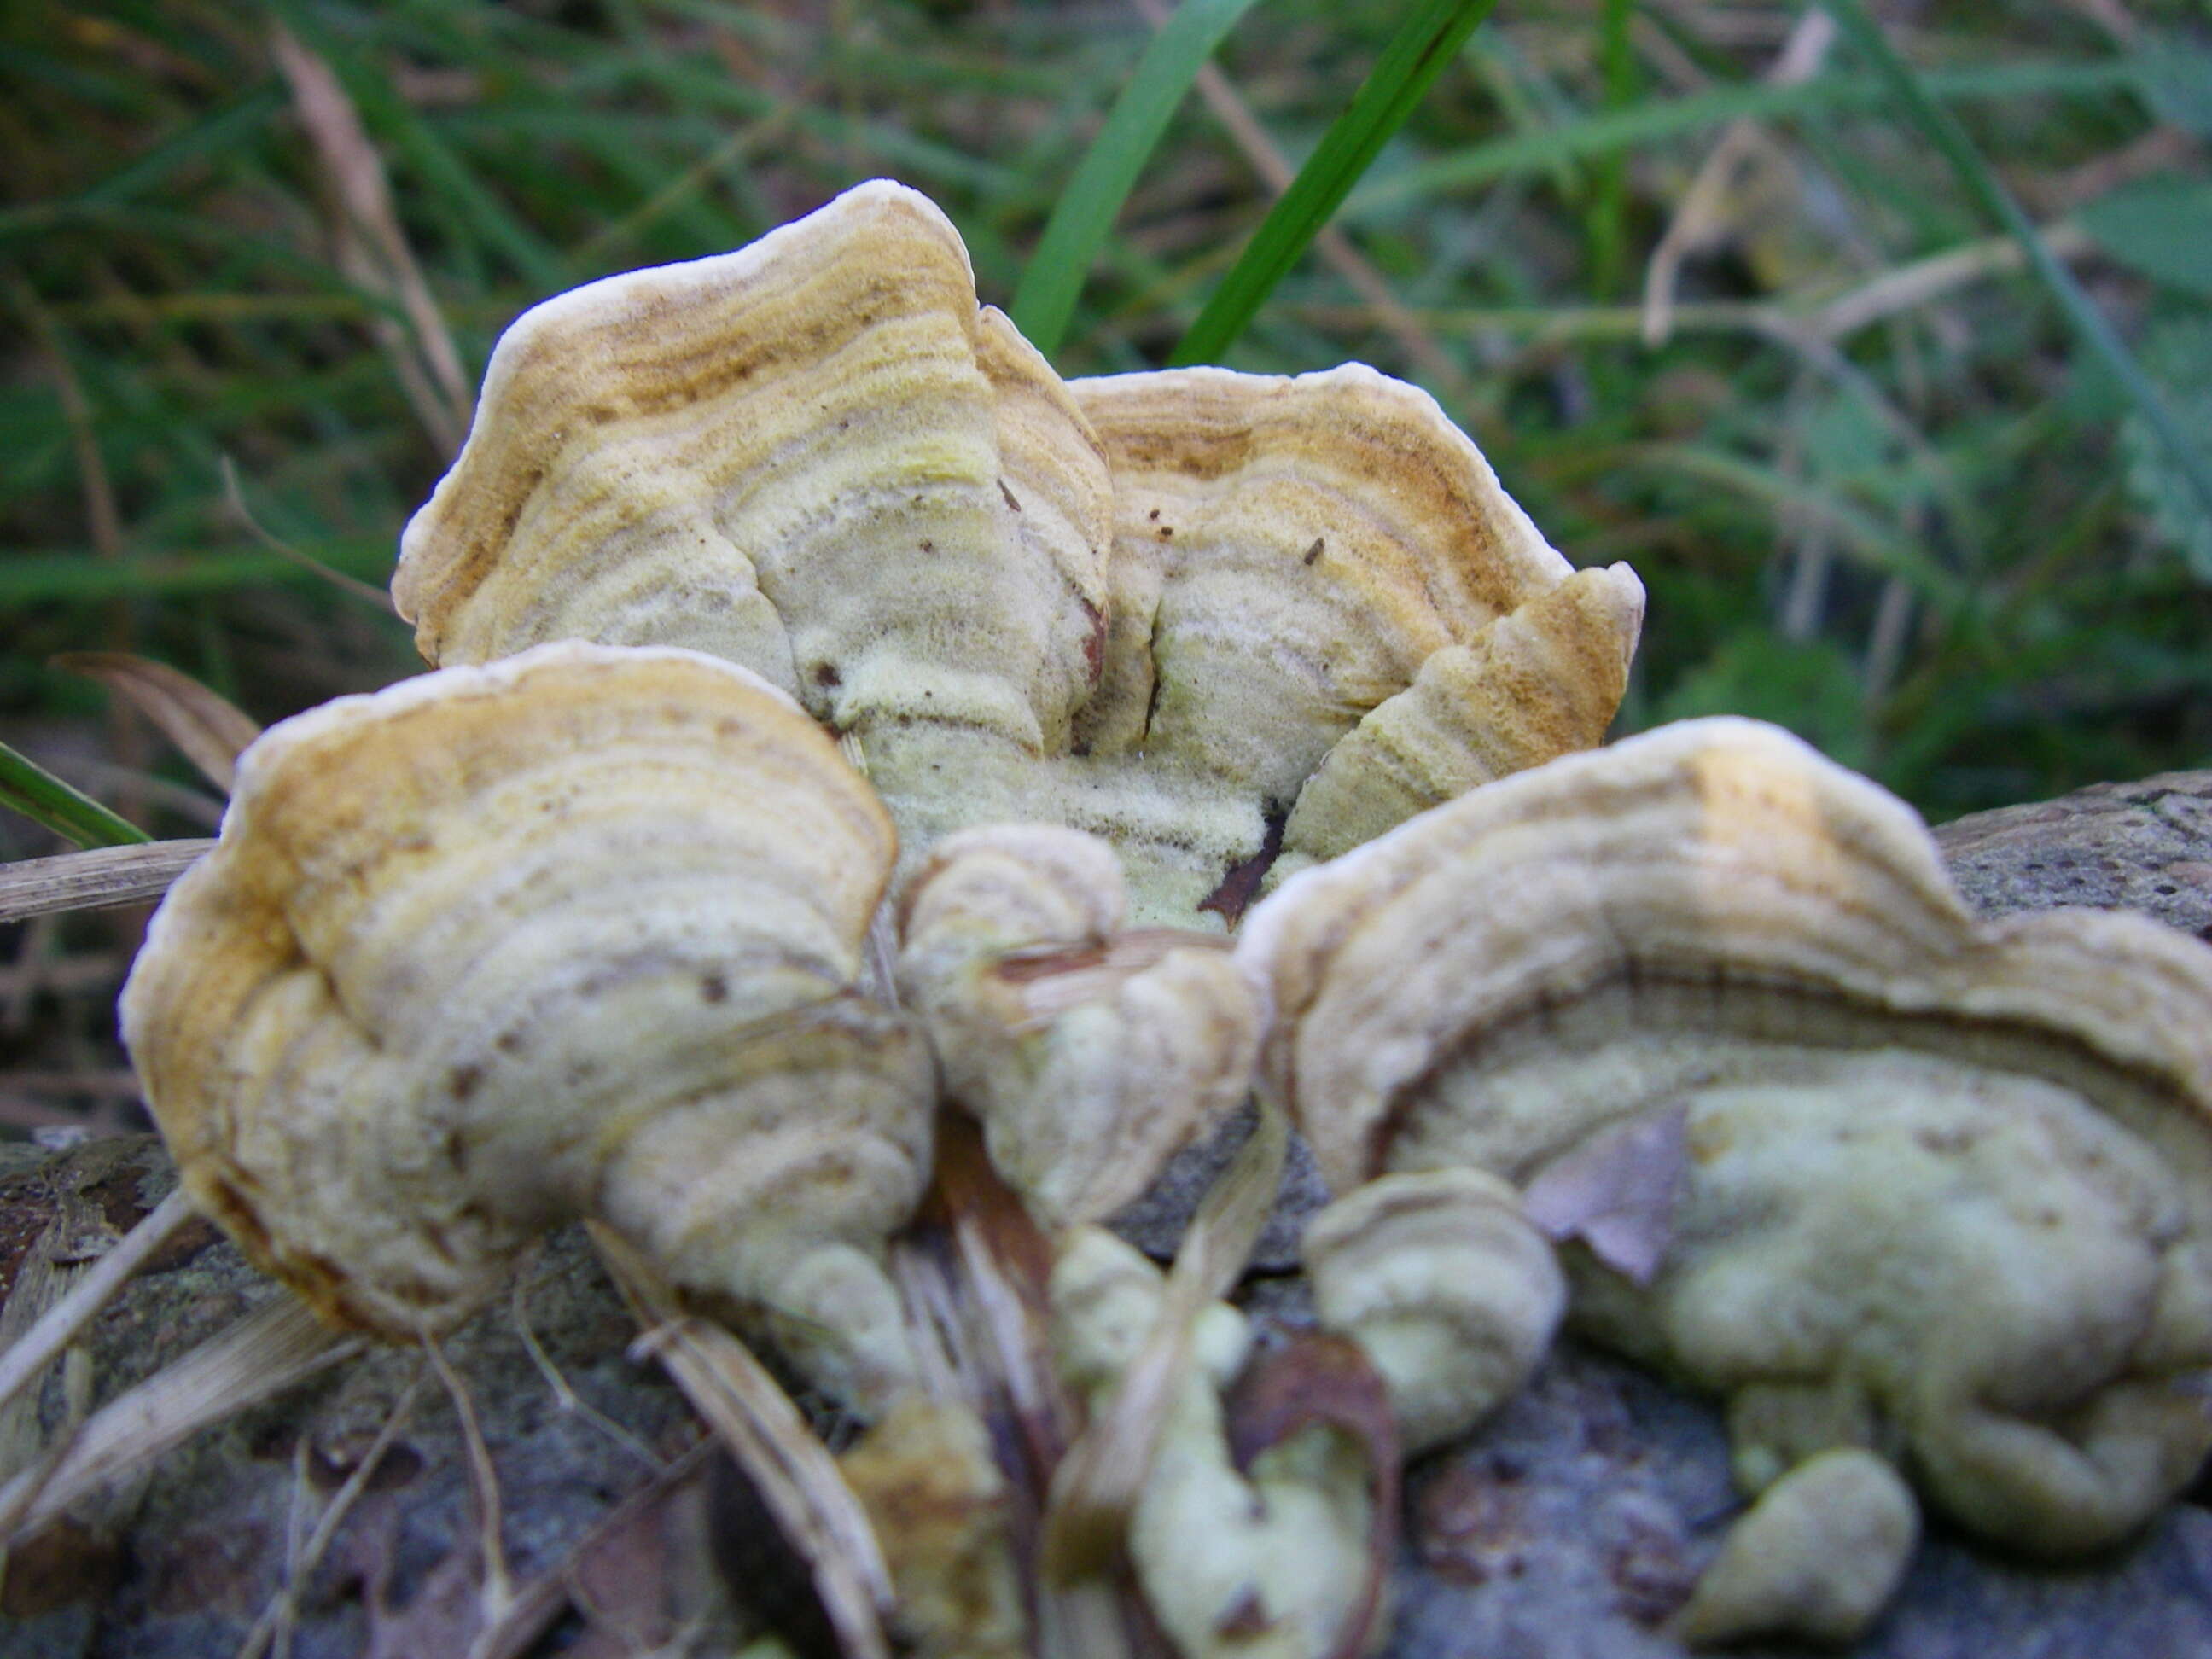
[1197,810,1286,928]
[53,654,260,793]
[562,1456,714,1658]
[921,1110,1059,1307]
[0,1186,197,1423]
[1223,1330,1400,1659]
[895,1113,1171,1659]
[467,1442,710,1659]
[267,24,473,455]
[357,1513,492,1659]
[3,1511,125,1615]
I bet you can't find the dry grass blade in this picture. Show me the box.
[267,22,473,456]
[905,1114,1068,1467]
[0,1192,98,1495]
[588,1222,896,1659]
[1641,9,1837,346]
[1167,1093,1289,1306]
[232,1368,428,1659]
[1818,0,2212,535]
[0,840,212,924]
[1809,220,2093,341]
[0,1293,358,1544]
[6,275,123,563]
[915,1119,1163,1659]
[510,1272,663,1471]
[53,653,261,792]
[1042,1097,1287,1580]
[422,1336,519,1650]
[219,456,399,612]
[0,1187,195,1421]
[469,1440,714,1659]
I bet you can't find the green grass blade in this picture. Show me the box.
[1169,0,1502,366]
[75,87,286,210]
[1818,0,2212,561]
[0,542,397,605]
[1009,0,1264,357]
[0,741,152,849]
[1589,0,1636,296]
[1343,57,2142,218]
[349,68,567,294]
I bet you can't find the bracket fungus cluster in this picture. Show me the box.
[116,172,2212,1658]
[108,178,1651,1659]
[1237,714,2212,1645]
[392,180,1644,924]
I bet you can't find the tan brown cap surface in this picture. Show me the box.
[393,183,1644,926]
[121,643,934,1396]
[1238,715,2212,1557]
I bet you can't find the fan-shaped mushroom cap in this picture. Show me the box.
[394,181,1644,926]
[1238,715,2212,1555]
[396,181,1112,760]
[894,824,1258,1227]
[1063,365,1644,894]
[121,643,934,1402]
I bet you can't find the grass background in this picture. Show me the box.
[3,0,2209,1126]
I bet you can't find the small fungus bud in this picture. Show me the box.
[896,824,1259,1227]
[1301,1169,1565,1452]
[1671,1449,1918,1648]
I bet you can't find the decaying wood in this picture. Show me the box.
[3,771,2212,1657]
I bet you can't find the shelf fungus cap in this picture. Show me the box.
[394,179,1113,765]
[1238,715,2212,1556]
[1065,364,1645,917]
[895,824,1259,1227]
[120,643,936,1401]
[393,179,1643,926]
